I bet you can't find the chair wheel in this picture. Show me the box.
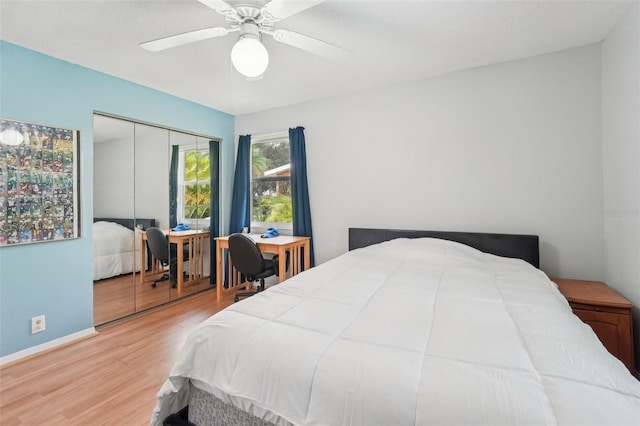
[151,283,156,288]
[234,295,239,302]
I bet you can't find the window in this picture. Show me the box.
[178,148,210,223]
[251,135,291,229]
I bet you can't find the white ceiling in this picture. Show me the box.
[0,0,634,116]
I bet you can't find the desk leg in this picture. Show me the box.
[187,235,196,281]
[177,241,184,292]
[216,243,223,301]
[139,233,146,284]
[289,245,297,276]
[198,235,204,279]
[303,240,310,271]
[293,244,300,275]
[278,246,286,282]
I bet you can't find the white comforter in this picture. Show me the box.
[93,221,142,280]
[152,238,640,425]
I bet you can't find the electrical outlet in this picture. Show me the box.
[31,315,46,334]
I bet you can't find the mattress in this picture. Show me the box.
[93,221,142,280]
[152,237,640,425]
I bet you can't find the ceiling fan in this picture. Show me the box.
[140,0,351,78]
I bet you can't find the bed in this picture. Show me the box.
[92,217,156,281]
[152,227,640,426]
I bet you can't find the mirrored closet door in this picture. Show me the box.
[92,114,219,326]
[133,124,171,312]
[167,131,214,300]
[93,116,137,324]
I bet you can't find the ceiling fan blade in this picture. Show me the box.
[140,27,231,52]
[264,0,326,20]
[270,29,351,61]
[198,0,234,13]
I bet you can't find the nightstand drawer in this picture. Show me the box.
[569,301,630,316]
[571,308,634,368]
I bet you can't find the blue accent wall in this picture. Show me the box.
[0,41,235,357]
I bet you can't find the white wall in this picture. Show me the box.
[93,136,134,218]
[237,44,604,279]
[134,125,170,229]
[93,124,169,228]
[602,2,640,370]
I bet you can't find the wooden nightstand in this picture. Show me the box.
[552,278,635,372]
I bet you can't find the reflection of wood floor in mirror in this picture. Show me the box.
[93,270,214,326]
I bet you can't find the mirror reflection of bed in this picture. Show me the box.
[92,218,167,324]
[92,114,217,326]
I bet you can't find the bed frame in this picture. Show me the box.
[163,228,541,426]
[93,217,157,273]
[93,217,156,231]
[348,228,540,268]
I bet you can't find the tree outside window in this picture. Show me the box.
[251,139,292,224]
[182,150,210,220]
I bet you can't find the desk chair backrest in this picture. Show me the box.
[146,227,169,265]
[228,233,268,280]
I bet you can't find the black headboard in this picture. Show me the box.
[348,228,540,268]
[93,218,156,231]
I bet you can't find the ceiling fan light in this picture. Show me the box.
[231,36,269,78]
[0,128,25,146]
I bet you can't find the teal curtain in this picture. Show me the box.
[209,140,220,284]
[289,127,315,267]
[169,144,179,228]
[229,135,251,233]
[226,135,252,287]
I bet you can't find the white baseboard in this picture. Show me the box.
[0,327,97,366]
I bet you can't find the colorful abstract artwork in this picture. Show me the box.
[0,118,80,246]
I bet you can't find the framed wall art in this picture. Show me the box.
[0,118,80,246]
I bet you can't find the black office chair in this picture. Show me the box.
[146,227,190,288]
[229,233,280,302]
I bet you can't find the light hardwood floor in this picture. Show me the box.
[94,271,212,325]
[0,289,235,425]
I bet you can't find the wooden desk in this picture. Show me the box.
[215,234,311,301]
[140,229,210,292]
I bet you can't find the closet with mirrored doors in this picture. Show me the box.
[92,113,220,326]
